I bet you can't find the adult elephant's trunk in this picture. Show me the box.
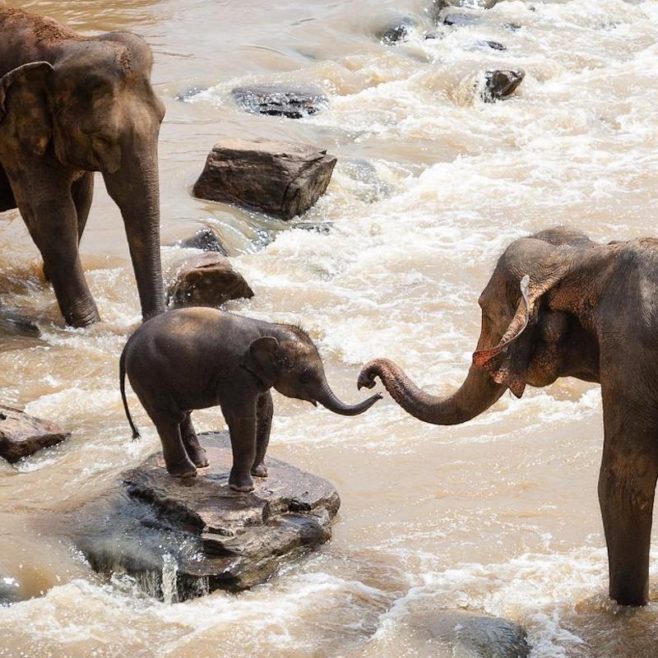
[358,358,506,425]
[315,377,382,416]
[103,139,165,320]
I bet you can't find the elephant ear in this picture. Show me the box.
[243,336,280,389]
[0,61,54,156]
[473,275,532,398]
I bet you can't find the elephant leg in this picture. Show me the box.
[43,173,94,283]
[252,392,273,478]
[10,164,100,326]
[599,388,658,605]
[154,417,197,478]
[223,402,257,492]
[180,413,209,468]
[71,172,94,244]
[0,163,16,212]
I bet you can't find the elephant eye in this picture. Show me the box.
[299,369,313,383]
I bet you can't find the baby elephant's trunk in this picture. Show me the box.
[316,379,382,416]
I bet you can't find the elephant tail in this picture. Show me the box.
[120,346,141,440]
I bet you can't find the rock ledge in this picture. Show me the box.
[75,432,340,601]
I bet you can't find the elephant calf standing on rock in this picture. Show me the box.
[359,226,658,607]
[120,308,381,491]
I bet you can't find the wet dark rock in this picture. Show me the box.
[75,432,340,601]
[193,138,337,220]
[0,406,70,463]
[424,30,441,40]
[379,17,417,45]
[401,606,530,658]
[0,308,40,338]
[473,39,507,51]
[173,228,228,255]
[166,252,254,309]
[290,221,334,235]
[175,86,207,102]
[0,578,22,606]
[505,22,523,31]
[231,84,328,119]
[434,0,501,9]
[481,69,525,102]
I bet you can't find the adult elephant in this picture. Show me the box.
[0,7,165,326]
[359,226,658,607]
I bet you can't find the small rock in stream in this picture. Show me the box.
[231,84,328,119]
[379,17,417,44]
[480,69,525,102]
[434,0,501,10]
[166,252,253,309]
[193,138,337,220]
[0,406,70,463]
[74,432,340,601]
[443,12,480,26]
[172,228,228,255]
[175,86,207,102]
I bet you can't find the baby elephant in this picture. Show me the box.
[120,307,381,491]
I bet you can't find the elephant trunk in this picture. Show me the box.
[103,139,164,321]
[315,377,382,416]
[358,358,506,425]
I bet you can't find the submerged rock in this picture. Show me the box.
[175,86,207,102]
[75,432,340,601]
[379,17,417,44]
[434,0,501,10]
[193,138,337,220]
[472,39,507,51]
[172,228,228,255]
[481,69,525,102]
[442,12,480,26]
[0,308,40,339]
[231,84,328,119]
[166,252,254,309]
[0,406,70,463]
[391,605,530,658]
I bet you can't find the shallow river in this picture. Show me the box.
[1,0,658,656]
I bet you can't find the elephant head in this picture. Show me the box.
[0,33,166,320]
[244,328,382,416]
[358,227,601,424]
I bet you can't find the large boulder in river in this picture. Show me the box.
[75,432,340,601]
[231,84,328,119]
[166,252,254,309]
[193,138,337,220]
[0,406,70,463]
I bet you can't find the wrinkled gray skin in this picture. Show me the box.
[121,307,382,491]
[0,8,165,326]
[359,226,658,607]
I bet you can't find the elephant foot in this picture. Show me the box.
[251,463,268,478]
[166,463,197,479]
[63,305,101,328]
[189,448,209,468]
[229,469,254,492]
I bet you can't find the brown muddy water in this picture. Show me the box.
[1,0,658,656]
